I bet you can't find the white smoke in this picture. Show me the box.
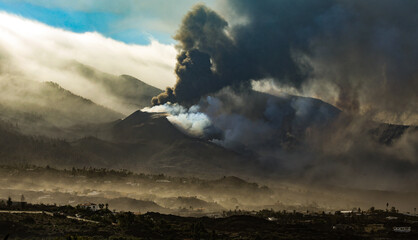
[142,103,212,137]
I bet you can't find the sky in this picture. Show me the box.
[0,0,215,45]
[0,10,179,112]
[0,1,220,95]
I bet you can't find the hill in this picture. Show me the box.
[0,109,257,177]
[0,87,415,179]
[0,77,123,138]
[75,110,258,177]
[0,62,164,138]
[68,62,162,112]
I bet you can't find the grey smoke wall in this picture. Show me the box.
[146,90,418,191]
[153,0,418,124]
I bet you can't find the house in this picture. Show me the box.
[79,203,99,211]
[393,227,411,233]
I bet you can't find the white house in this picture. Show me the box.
[393,227,411,233]
[79,203,99,211]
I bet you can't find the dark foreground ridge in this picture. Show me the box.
[0,203,417,239]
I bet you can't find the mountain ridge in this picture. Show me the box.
[67,62,163,112]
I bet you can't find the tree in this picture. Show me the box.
[20,194,26,209]
[7,197,12,208]
[191,221,206,240]
[118,212,135,228]
[210,230,217,240]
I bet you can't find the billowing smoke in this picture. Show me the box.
[149,88,341,161]
[152,5,229,105]
[147,88,418,191]
[142,103,213,137]
[153,0,418,124]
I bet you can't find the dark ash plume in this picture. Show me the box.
[172,49,217,103]
[154,0,418,123]
[152,5,227,105]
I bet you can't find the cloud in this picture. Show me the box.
[0,11,177,113]
[0,0,217,41]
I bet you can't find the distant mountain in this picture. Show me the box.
[0,82,414,179]
[0,109,257,177]
[0,120,93,167]
[68,62,162,112]
[107,197,169,213]
[157,196,224,212]
[0,77,123,138]
[112,110,183,143]
[77,110,257,176]
[0,61,163,139]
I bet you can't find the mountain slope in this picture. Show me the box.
[0,77,123,138]
[0,87,415,181]
[93,110,257,176]
[0,110,257,177]
[68,62,162,111]
[369,123,418,145]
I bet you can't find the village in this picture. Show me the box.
[0,197,417,239]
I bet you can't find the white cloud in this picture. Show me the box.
[2,0,217,36]
[0,11,177,112]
